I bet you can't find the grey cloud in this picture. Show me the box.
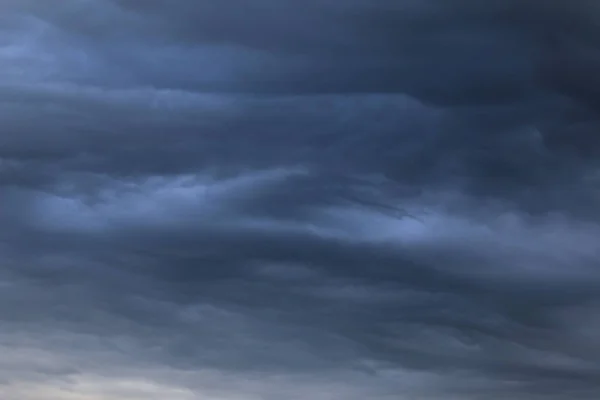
[1,1,600,399]
[0,1,561,102]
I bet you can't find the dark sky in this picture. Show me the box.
[1,1,600,399]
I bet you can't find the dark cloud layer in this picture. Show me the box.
[1,1,600,399]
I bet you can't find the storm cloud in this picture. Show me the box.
[1,1,600,399]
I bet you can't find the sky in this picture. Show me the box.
[1,1,600,399]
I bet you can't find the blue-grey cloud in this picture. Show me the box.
[1,1,600,399]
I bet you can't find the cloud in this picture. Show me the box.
[1,1,600,399]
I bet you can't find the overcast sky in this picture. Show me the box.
[1,1,600,399]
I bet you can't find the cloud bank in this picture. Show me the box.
[1,1,600,399]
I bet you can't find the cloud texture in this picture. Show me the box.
[1,1,600,399]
